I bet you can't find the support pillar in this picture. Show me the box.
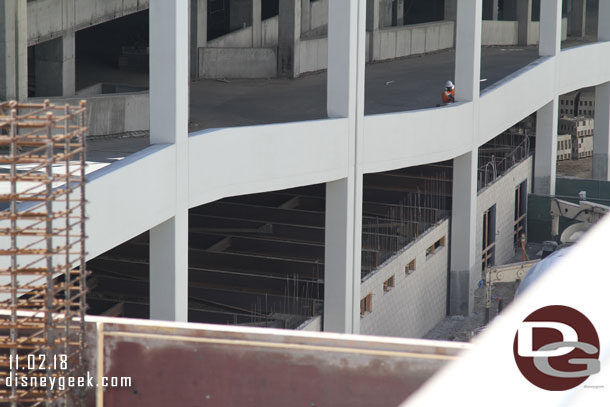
[450,0,481,316]
[0,0,27,101]
[324,0,366,334]
[34,33,75,97]
[278,0,301,78]
[252,0,262,47]
[593,83,610,181]
[593,0,610,180]
[149,0,189,322]
[534,100,558,194]
[492,0,499,20]
[393,0,404,26]
[517,0,532,45]
[444,0,457,20]
[367,0,380,61]
[301,0,311,34]
[533,0,561,195]
[568,0,586,38]
[190,0,207,80]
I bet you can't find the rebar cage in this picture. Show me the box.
[0,101,88,406]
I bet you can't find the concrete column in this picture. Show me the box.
[367,0,380,61]
[0,0,27,101]
[539,0,562,57]
[533,1,561,195]
[455,0,482,103]
[600,0,610,41]
[594,0,610,180]
[149,0,189,322]
[324,0,366,334]
[593,83,610,181]
[278,0,301,78]
[517,0,532,45]
[568,0,586,38]
[393,0,404,26]
[34,33,75,97]
[450,152,479,315]
[444,0,457,20]
[252,0,262,47]
[301,0,311,34]
[492,0,500,20]
[450,0,481,316]
[190,0,207,80]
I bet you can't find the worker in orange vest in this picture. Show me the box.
[442,80,455,105]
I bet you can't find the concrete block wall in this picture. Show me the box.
[476,157,533,273]
[199,47,277,79]
[372,21,455,62]
[31,91,150,136]
[298,37,328,75]
[297,315,322,331]
[359,220,449,339]
[482,21,518,45]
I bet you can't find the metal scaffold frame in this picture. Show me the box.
[0,100,88,406]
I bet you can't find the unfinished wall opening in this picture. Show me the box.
[383,275,395,293]
[360,293,373,316]
[514,180,527,245]
[482,204,497,270]
[75,10,149,93]
[405,258,416,275]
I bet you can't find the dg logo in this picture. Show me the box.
[513,305,601,391]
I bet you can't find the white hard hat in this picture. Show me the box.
[445,80,454,88]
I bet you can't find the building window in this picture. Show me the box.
[360,293,372,316]
[383,275,395,293]
[426,236,446,258]
[405,259,416,275]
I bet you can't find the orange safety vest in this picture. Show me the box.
[442,89,455,104]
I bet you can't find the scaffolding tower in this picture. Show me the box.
[0,101,88,406]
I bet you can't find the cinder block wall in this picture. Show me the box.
[359,220,449,338]
[476,157,533,270]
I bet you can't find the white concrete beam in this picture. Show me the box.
[0,0,27,101]
[149,0,189,322]
[34,32,75,97]
[517,0,532,45]
[324,0,366,334]
[594,83,610,181]
[534,98,558,195]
